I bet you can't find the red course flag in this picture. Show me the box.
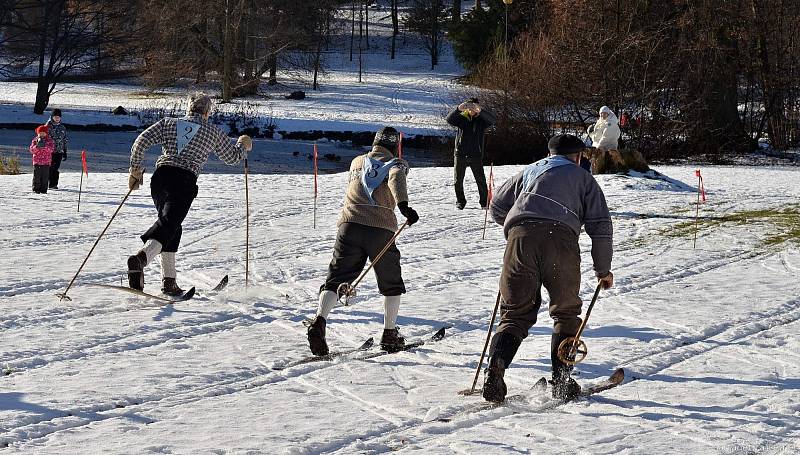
[695,169,706,202]
[398,132,403,159]
[81,150,88,176]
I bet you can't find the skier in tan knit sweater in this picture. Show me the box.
[307,127,419,355]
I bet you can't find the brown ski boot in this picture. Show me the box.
[550,333,582,401]
[161,277,185,296]
[307,316,329,356]
[127,251,147,291]
[380,328,406,353]
[482,332,522,403]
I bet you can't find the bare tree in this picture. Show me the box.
[404,0,449,70]
[1,0,137,113]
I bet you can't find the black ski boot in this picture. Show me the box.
[307,316,329,356]
[161,278,184,296]
[380,328,405,353]
[482,332,522,403]
[482,356,507,403]
[550,332,582,401]
[127,251,147,291]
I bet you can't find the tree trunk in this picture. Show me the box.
[222,0,233,102]
[34,80,51,114]
[365,1,369,49]
[475,0,481,9]
[390,0,398,59]
[358,3,363,82]
[350,2,355,62]
[313,25,322,90]
[452,0,461,23]
[34,0,51,114]
[588,149,650,174]
[268,52,277,85]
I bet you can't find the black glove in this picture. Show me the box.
[397,201,419,226]
[62,150,67,160]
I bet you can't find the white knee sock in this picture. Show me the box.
[384,295,401,329]
[316,290,338,319]
[160,252,177,279]
[141,239,163,264]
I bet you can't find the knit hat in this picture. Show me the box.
[373,126,400,155]
[548,134,585,155]
[52,108,62,117]
[35,125,49,135]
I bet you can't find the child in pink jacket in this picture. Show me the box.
[30,125,55,193]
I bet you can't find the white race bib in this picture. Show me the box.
[176,120,201,154]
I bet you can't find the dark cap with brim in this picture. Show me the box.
[548,134,586,155]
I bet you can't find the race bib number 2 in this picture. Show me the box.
[176,120,200,154]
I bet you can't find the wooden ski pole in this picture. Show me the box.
[244,157,250,288]
[77,167,84,212]
[460,290,502,395]
[556,282,603,365]
[482,163,493,240]
[57,187,134,301]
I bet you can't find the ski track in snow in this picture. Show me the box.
[1,166,799,453]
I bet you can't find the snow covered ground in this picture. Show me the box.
[1,164,799,454]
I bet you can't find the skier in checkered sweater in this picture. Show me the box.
[126,93,253,295]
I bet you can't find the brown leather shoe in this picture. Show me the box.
[161,277,184,296]
[126,251,147,291]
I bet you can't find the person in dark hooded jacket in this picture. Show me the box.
[45,108,68,189]
[446,98,496,210]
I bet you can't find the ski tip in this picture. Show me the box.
[361,337,375,349]
[610,367,625,382]
[431,327,446,341]
[212,275,229,291]
[181,287,196,301]
[532,377,548,391]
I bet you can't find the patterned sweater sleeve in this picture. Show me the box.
[214,129,245,165]
[387,159,409,204]
[130,120,165,172]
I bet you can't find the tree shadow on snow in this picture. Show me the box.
[640,373,800,390]
[583,325,670,342]
[587,395,797,427]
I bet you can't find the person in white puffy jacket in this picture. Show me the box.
[587,106,621,150]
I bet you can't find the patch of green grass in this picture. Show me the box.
[664,205,800,247]
[0,154,21,175]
